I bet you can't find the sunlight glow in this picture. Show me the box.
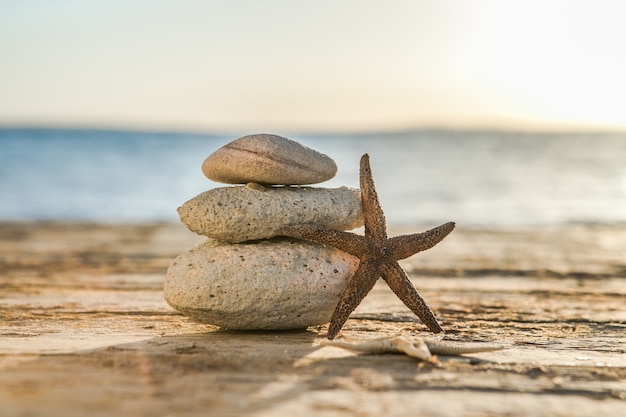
[1,0,625,132]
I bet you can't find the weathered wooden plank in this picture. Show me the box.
[1,222,625,416]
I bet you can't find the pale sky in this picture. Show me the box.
[1,0,626,133]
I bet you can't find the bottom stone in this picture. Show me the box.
[164,237,359,330]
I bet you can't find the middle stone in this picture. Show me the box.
[178,184,363,243]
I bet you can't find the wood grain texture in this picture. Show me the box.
[1,222,625,416]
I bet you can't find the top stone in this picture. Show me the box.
[202,134,338,185]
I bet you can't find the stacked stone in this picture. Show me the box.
[165,134,364,330]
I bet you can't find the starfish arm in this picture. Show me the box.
[424,340,506,355]
[380,260,444,334]
[278,225,368,257]
[327,258,380,339]
[386,221,455,260]
[359,154,387,241]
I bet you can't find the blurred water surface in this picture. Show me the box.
[1,128,625,228]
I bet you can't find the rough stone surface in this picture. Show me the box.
[202,134,337,185]
[164,238,359,329]
[178,185,363,243]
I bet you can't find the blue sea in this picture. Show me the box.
[1,128,625,229]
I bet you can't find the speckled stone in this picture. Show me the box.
[202,134,337,185]
[178,184,363,243]
[164,238,359,330]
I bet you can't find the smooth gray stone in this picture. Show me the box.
[164,238,359,330]
[202,134,337,185]
[178,184,363,243]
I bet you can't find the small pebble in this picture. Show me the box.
[178,185,363,243]
[164,238,359,330]
[202,134,337,185]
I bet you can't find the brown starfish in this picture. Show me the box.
[280,154,455,339]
